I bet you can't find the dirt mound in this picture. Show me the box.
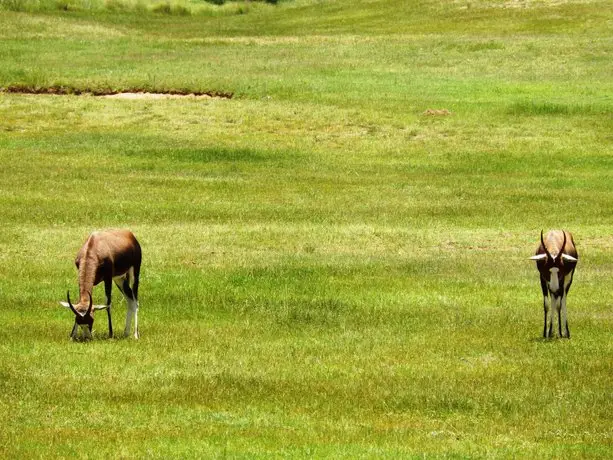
[423,108,452,116]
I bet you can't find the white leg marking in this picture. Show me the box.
[554,296,564,337]
[123,299,139,338]
[133,300,139,339]
[560,273,573,338]
[560,294,569,337]
[544,293,554,337]
[124,302,133,337]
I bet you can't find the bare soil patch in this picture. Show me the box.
[423,108,452,116]
[101,92,219,100]
[1,85,233,99]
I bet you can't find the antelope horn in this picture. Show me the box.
[559,231,567,259]
[66,291,81,317]
[540,230,552,259]
[86,292,93,317]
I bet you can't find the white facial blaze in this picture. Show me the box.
[549,267,560,292]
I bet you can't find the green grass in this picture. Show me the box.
[1,0,612,457]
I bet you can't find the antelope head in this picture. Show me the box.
[60,291,106,340]
[530,230,578,293]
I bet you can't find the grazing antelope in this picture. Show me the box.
[59,229,142,340]
[529,230,578,338]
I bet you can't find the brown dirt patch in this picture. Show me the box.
[423,108,452,116]
[1,85,233,99]
[101,92,218,100]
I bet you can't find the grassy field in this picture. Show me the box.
[1,0,612,457]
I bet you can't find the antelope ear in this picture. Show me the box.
[529,254,547,260]
[59,301,71,308]
[93,304,109,310]
[561,254,578,262]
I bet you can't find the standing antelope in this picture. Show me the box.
[59,229,142,340]
[529,230,578,338]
